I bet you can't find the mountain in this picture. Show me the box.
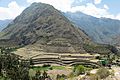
[64,12,120,45]
[0,19,12,31]
[0,3,90,53]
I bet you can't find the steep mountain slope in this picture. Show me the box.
[0,3,90,53]
[64,12,120,45]
[0,19,12,31]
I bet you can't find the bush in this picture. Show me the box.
[56,74,67,80]
[97,67,110,79]
[68,72,75,79]
[83,43,112,54]
[89,74,100,80]
[74,65,85,76]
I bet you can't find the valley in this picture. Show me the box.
[0,2,120,80]
[1,47,120,80]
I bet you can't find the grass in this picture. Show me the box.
[32,66,51,71]
[29,65,94,80]
[31,66,66,71]
[29,66,67,79]
[52,66,66,70]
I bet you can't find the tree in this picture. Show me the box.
[0,58,2,75]
[33,70,42,80]
[43,71,48,79]
[29,58,34,67]
[110,46,118,53]
[56,74,66,80]
[0,48,30,80]
[33,70,50,80]
[5,58,30,80]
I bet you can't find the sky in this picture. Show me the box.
[0,0,120,20]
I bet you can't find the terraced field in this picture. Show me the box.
[15,47,101,67]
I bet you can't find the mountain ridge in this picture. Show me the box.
[64,12,120,45]
[0,2,90,53]
[0,19,12,31]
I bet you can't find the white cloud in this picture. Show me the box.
[0,0,120,20]
[0,1,25,20]
[27,0,74,12]
[26,0,120,20]
[69,3,109,18]
[104,4,109,10]
[116,14,120,20]
[69,3,120,20]
[26,0,109,18]
[94,0,102,4]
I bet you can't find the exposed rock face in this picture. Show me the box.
[0,3,90,53]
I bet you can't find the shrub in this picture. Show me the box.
[89,74,100,80]
[56,74,67,80]
[74,65,85,76]
[97,67,110,79]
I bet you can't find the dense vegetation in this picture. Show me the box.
[0,48,92,80]
[0,48,52,80]
[86,67,110,80]
[83,43,118,55]
[0,48,30,80]
[0,47,119,80]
